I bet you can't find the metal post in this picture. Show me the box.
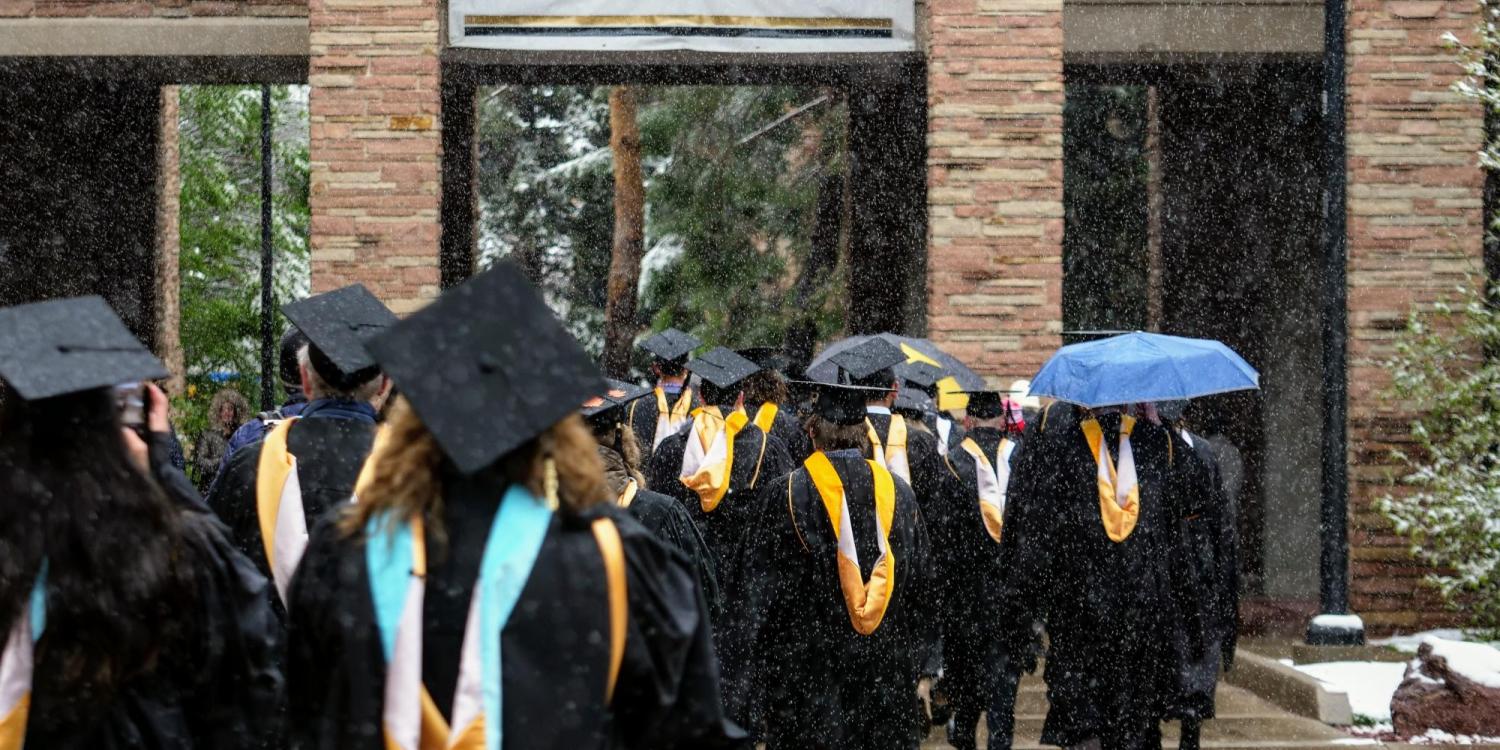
[259,84,275,412]
[1308,0,1363,646]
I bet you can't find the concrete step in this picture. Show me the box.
[922,683,1356,750]
[998,715,1349,743]
[1010,683,1280,716]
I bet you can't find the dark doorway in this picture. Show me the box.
[0,76,164,347]
[1063,62,1327,616]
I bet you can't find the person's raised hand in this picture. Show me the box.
[144,382,170,434]
[122,426,149,471]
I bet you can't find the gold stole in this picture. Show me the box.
[1080,415,1140,542]
[678,406,749,512]
[752,402,779,434]
[652,386,695,449]
[0,579,41,750]
[256,418,309,605]
[958,437,1014,543]
[804,453,897,635]
[866,414,911,484]
[616,479,639,509]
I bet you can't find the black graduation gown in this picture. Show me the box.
[625,386,700,463]
[1167,430,1240,720]
[284,472,743,750]
[743,454,934,750]
[646,422,794,728]
[929,427,1018,713]
[206,415,377,619]
[867,411,946,674]
[646,423,794,589]
[24,512,284,750]
[999,410,1195,749]
[622,486,723,615]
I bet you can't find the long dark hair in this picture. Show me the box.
[0,385,194,706]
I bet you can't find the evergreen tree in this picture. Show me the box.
[176,85,309,435]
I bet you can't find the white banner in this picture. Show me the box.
[448,0,916,54]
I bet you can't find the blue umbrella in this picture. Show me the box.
[1029,332,1259,408]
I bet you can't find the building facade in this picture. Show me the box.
[0,0,1482,633]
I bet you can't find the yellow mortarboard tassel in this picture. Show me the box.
[543,456,560,511]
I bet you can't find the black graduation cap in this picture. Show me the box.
[581,378,650,422]
[737,346,789,373]
[365,262,604,475]
[639,328,701,364]
[829,337,906,386]
[794,380,890,426]
[896,361,946,391]
[959,390,1007,420]
[0,296,168,401]
[686,347,760,390]
[281,284,397,390]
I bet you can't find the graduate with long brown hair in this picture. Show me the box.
[0,296,282,749]
[284,263,740,750]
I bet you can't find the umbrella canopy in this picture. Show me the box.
[1028,332,1259,409]
[806,334,985,411]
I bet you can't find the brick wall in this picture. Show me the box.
[924,0,1066,387]
[0,0,306,17]
[1346,0,1484,631]
[307,0,440,313]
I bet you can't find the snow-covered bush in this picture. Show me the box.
[1378,282,1500,635]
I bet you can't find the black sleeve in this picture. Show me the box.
[1210,453,1240,670]
[203,446,267,560]
[611,513,749,749]
[900,483,939,677]
[628,399,657,465]
[645,436,685,501]
[284,518,368,750]
[996,434,1056,665]
[657,499,723,614]
[738,474,799,735]
[907,431,946,511]
[150,431,214,513]
[180,515,285,750]
[751,433,795,491]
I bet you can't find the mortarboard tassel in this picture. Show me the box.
[543,456,560,511]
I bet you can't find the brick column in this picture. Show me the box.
[924,0,1065,385]
[308,0,441,314]
[1346,0,1483,631]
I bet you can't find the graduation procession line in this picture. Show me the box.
[0,262,1279,750]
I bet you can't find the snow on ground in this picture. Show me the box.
[1421,636,1500,688]
[1292,636,1500,744]
[1346,723,1500,745]
[1373,629,1480,654]
[1292,661,1406,721]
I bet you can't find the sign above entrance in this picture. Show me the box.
[447,1,917,54]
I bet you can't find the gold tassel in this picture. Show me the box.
[543,456,560,511]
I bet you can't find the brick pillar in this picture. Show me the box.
[924,0,1065,385]
[155,84,185,397]
[308,0,442,314]
[1346,0,1483,631]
